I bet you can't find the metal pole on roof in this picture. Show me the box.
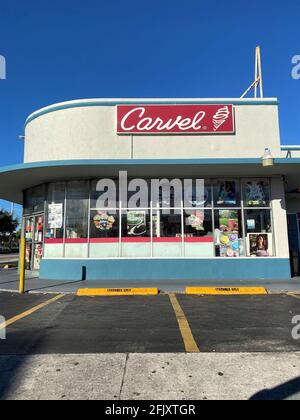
[256,46,264,98]
[254,47,258,98]
[241,46,264,98]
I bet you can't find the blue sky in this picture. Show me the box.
[0,0,299,214]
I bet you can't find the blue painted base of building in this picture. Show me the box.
[39,258,292,281]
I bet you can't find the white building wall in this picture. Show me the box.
[271,177,290,258]
[24,99,281,163]
[24,98,291,261]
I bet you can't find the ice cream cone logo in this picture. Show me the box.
[213,106,230,131]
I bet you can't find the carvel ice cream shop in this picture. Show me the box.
[1,98,300,282]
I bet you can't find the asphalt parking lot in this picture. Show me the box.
[0,292,300,355]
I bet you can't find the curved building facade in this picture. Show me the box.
[1,98,300,281]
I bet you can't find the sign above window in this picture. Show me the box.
[117,104,235,135]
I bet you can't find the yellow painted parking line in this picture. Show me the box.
[186,287,268,295]
[0,294,64,331]
[168,293,200,353]
[77,288,158,296]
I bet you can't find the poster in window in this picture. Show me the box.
[33,243,43,270]
[25,218,33,240]
[249,234,270,257]
[186,211,205,231]
[247,219,256,230]
[48,204,63,229]
[127,211,146,236]
[185,184,210,207]
[219,210,239,233]
[35,216,44,242]
[25,241,32,270]
[93,212,116,231]
[217,181,237,205]
[245,181,267,206]
[218,210,239,257]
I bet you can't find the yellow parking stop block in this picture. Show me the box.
[186,287,268,295]
[77,288,159,296]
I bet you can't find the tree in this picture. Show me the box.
[0,210,18,239]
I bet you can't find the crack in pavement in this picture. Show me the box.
[118,353,129,400]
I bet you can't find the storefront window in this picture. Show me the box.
[90,179,119,209]
[244,209,273,257]
[24,185,45,215]
[122,210,150,238]
[46,182,65,239]
[90,210,119,238]
[24,177,276,259]
[243,179,270,207]
[245,209,272,234]
[153,211,182,238]
[65,181,89,239]
[184,210,213,238]
[214,210,244,257]
[184,180,212,208]
[213,180,240,207]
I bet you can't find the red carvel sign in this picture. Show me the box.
[117,105,235,134]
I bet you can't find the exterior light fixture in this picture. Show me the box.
[262,148,274,167]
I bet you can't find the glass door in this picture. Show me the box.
[24,214,44,271]
[287,214,300,277]
[33,214,44,271]
[24,217,34,270]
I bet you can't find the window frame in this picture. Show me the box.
[23,177,275,259]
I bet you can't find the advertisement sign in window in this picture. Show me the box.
[127,211,147,236]
[48,204,63,229]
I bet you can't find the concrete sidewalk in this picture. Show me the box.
[1,268,300,294]
[1,353,299,400]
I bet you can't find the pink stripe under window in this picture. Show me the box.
[90,238,119,243]
[45,237,214,245]
[153,238,182,243]
[65,238,88,244]
[184,237,214,243]
[121,237,151,243]
[45,238,64,244]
